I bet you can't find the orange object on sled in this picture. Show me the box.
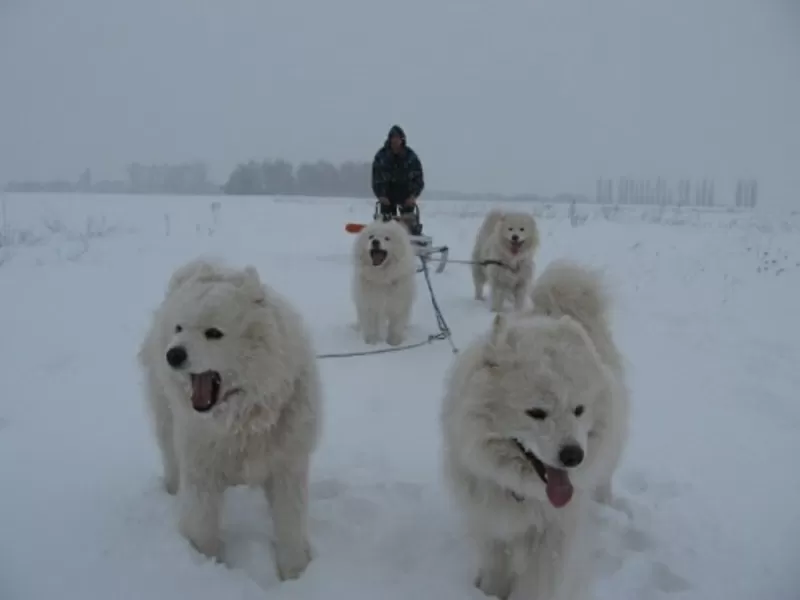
[345,223,367,233]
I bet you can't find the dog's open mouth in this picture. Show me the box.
[513,439,574,508]
[190,371,221,413]
[509,240,523,255]
[370,248,388,266]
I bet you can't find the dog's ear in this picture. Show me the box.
[555,315,592,348]
[483,314,515,367]
[555,315,608,382]
[239,265,267,305]
[166,259,217,295]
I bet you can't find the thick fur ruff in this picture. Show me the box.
[138,258,322,581]
[352,219,417,346]
[472,209,540,312]
[527,259,628,505]
[441,260,629,600]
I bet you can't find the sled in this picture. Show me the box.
[345,203,450,273]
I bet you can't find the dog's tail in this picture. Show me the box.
[529,259,611,334]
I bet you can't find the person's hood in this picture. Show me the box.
[384,124,407,148]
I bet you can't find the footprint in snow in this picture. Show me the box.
[649,561,692,594]
[622,469,685,500]
[622,525,655,553]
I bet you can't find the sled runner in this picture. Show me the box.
[345,202,450,273]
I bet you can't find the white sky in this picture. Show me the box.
[1,0,798,205]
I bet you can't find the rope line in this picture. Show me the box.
[314,252,515,360]
[316,254,458,360]
[443,258,519,271]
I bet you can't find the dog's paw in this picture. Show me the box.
[274,540,312,581]
[386,332,404,346]
[179,508,222,561]
[475,570,512,600]
[184,531,224,562]
[362,326,381,344]
[164,475,178,495]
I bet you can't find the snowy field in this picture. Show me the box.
[1,192,799,600]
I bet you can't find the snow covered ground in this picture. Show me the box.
[1,193,799,599]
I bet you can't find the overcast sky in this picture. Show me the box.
[1,0,798,204]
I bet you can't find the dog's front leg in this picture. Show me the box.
[145,379,179,494]
[512,279,529,312]
[511,259,534,312]
[177,475,224,561]
[264,459,313,581]
[355,281,381,344]
[357,287,382,344]
[510,520,578,600]
[361,305,382,344]
[386,280,413,346]
[489,272,506,312]
[475,537,514,600]
[473,263,487,301]
[386,311,409,346]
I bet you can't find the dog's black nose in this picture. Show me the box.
[558,444,584,468]
[166,346,188,369]
[371,239,381,248]
[511,234,520,242]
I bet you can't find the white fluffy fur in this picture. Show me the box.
[352,219,417,345]
[527,260,629,506]
[138,258,322,581]
[472,209,540,312]
[441,260,630,600]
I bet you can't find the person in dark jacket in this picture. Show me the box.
[371,125,425,220]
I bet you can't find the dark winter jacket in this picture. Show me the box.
[371,125,425,201]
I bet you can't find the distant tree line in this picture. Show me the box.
[734,179,758,208]
[4,162,219,195]
[222,159,372,197]
[595,177,758,208]
[3,161,761,209]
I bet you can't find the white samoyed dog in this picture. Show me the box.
[138,258,322,581]
[471,209,540,312]
[352,219,417,346]
[441,260,630,600]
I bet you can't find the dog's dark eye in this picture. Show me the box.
[526,408,548,420]
[519,228,525,232]
[204,328,224,340]
[384,236,390,241]
[174,325,182,333]
[508,227,513,231]
[574,405,585,417]
[368,234,375,240]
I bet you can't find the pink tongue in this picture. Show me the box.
[545,467,574,508]
[191,374,214,410]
